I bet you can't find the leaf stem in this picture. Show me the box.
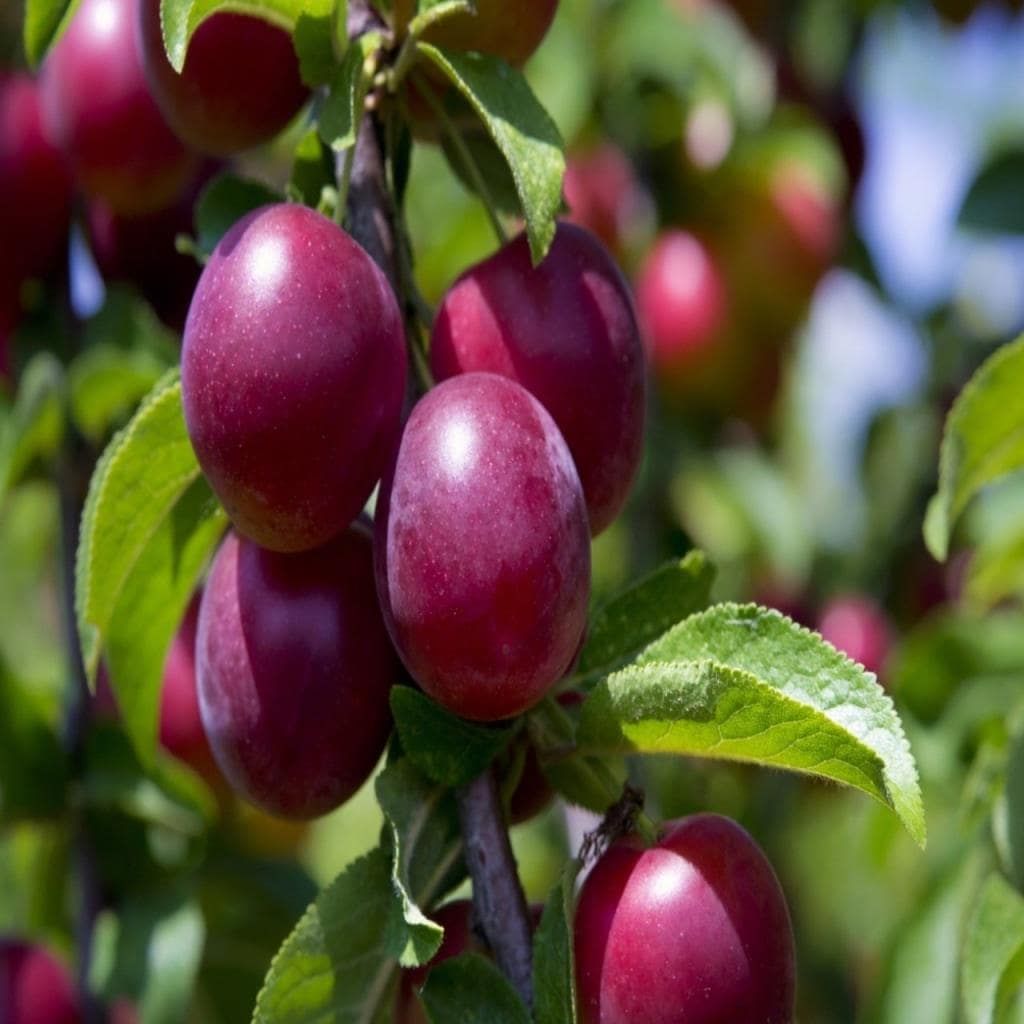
[410,69,508,247]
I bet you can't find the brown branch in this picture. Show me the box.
[456,771,535,1009]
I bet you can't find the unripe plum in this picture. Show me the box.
[182,203,406,553]
[817,595,890,677]
[0,940,80,1024]
[375,373,590,722]
[431,223,645,536]
[575,813,796,1024]
[635,230,728,381]
[40,0,198,215]
[196,527,398,819]
[0,74,72,285]
[137,0,309,156]
[395,0,557,66]
[159,594,224,790]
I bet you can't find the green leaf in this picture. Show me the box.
[421,954,531,1024]
[252,847,402,1024]
[68,345,168,445]
[290,127,336,207]
[962,874,1024,1024]
[390,686,515,788]
[375,758,466,968]
[90,886,205,1024]
[925,336,1024,562]
[577,604,926,846]
[294,0,341,88]
[161,0,338,74]
[415,44,564,263]
[23,0,80,66]
[0,667,68,823]
[439,122,523,217]
[533,867,579,1024]
[958,150,1024,234]
[319,32,381,152]
[577,551,715,678]
[75,372,226,767]
[1002,730,1024,893]
[194,174,280,256]
[0,353,65,501]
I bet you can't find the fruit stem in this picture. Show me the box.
[456,771,535,1009]
[410,70,509,247]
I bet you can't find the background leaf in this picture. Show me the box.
[22,0,79,65]
[958,150,1024,234]
[194,174,280,257]
[533,867,578,1024]
[962,874,1024,1024]
[578,604,925,845]
[319,32,380,153]
[390,686,514,788]
[925,336,1024,561]
[0,353,65,501]
[416,44,564,262]
[421,953,531,1024]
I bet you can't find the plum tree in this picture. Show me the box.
[158,594,224,790]
[181,203,406,553]
[0,73,72,286]
[574,813,796,1024]
[394,901,480,1024]
[0,940,81,1024]
[818,595,890,677]
[40,0,198,215]
[431,223,645,535]
[137,0,309,156]
[395,0,557,66]
[196,526,397,819]
[635,230,728,382]
[375,373,591,722]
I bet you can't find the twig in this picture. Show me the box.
[456,771,535,1009]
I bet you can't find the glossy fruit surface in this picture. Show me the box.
[431,223,645,535]
[376,373,590,722]
[395,901,480,1024]
[0,940,80,1024]
[818,595,890,677]
[396,0,557,66]
[138,0,308,155]
[159,594,223,789]
[635,230,728,380]
[0,74,72,284]
[40,0,197,215]
[196,527,397,819]
[182,203,406,553]
[575,813,796,1024]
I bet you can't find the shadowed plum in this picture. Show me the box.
[182,203,406,553]
[818,595,890,678]
[138,0,309,156]
[375,373,590,722]
[564,144,649,256]
[0,74,72,286]
[40,0,197,215]
[196,527,398,819]
[0,940,80,1024]
[575,813,796,1024]
[431,223,645,536]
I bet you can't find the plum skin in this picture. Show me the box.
[137,0,309,156]
[182,203,406,553]
[375,373,591,723]
[196,527,398,820]
[0,940,80,1024]
[574,813,796,1024]
[431,223,646,536]
[40,0,197,216]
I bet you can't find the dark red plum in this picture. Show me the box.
[0,74,72,285]
[40,0,197,215]
[575,814,796,1024]
[159,594,224,790]
[431,223,645,536]
[196,527,397,819]
[564,144,648,255]
[138,0,309,156]
[818,595,890,678]
[375,373,590,722]
[0,940,80,1024]
[182,203,406,553]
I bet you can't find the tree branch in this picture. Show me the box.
[456,771,535,1009]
